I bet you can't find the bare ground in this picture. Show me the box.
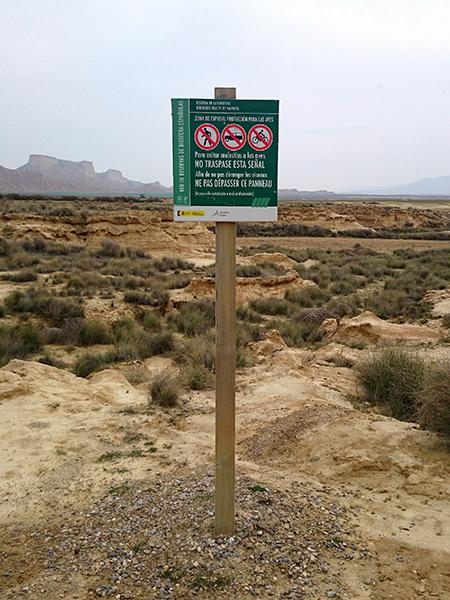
[239,236,450,253]
[1,342,449,599]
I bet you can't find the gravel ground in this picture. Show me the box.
[2,469,373,599]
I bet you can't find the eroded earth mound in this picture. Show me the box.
[171,271,316,306]
[320,310,443,343]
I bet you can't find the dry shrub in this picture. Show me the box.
[140,310,162,332]
[355,347,424,421]
[73,351,115,377]
[418,360,450,441]
[0,322,42,366]
[250,297,289,316]
[174,300,215,336]
[175,335,215,390]
[183,363,212,390]
[79,320,113,345]
[271,318,322,347]
[2,271,38,282]
[442,314,450,329]
[297,307,329,325]
[123,364,149,385]
[149,369,181,408]
[5,288,84,325]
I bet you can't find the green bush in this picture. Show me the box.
[418,360,450,440]
[5,288,84,325]
[285,286,331,307]
[164,272,192,290]
[149,369,181,407]
[183,363,212,390]
[175,335,215,389]
[273,318,322,346]
[175,335,215,371]
[112,317,136,341]
[120,275,147,290]
[124,289,169,309]
[38,353,66,369]
[146,331,175,356]
[174,300,215,336]
[95,239,124,258]
[109,319,174,361]
[236,305,264,323]
[236,346,253,368]
[73,352,114,377]
[153,256,193,272]
[124,291,154,305]
[356,347,425,421]
[366,289,431,321]
[0,322,43,366]
[22,237,47,253]
[0,237,10,256]
[2,271,37,282]
[236,264,263,277]
[140,311,162,332]
[326,296,361,318]
[111,343,138,362]
[67,271,111,292]
[250,297,289,316]
[78,320,113,346]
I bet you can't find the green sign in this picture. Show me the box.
[171,98,279,221]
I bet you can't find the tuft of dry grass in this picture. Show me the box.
[418,360,450,441]
[175,334,215,390]
[149,369,181,408]
[123,364,150,385]
[355,347,424,421]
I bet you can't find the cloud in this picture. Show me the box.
[1,0,449,190]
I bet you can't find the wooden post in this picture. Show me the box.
[214,86,236,535]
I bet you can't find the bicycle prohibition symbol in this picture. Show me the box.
[221,123,246,151]
[194,123,220,150]
[248,124,273,151]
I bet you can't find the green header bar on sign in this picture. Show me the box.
[171,98,279,222]
[172,98,191,206]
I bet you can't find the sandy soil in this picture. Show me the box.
[239,236,450,253]
[1,333,449,598]
[425,289,450,318]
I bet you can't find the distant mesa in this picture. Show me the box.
[2,155,449,197]
[0,154,172,196]
[0,155,336,198]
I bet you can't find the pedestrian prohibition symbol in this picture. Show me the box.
[248,124,273,151]
[221,123,246,151]
[194,123,220,150]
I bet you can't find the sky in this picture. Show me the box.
[1,0,450,191]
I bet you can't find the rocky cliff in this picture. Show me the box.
[0,155,171,196]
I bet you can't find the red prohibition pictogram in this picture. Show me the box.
[194,123,220,150]
[221,123,246,151]
[248,124,273,151]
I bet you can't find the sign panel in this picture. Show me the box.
[171,98,279,221]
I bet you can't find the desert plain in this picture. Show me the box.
[0,196,449,600]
